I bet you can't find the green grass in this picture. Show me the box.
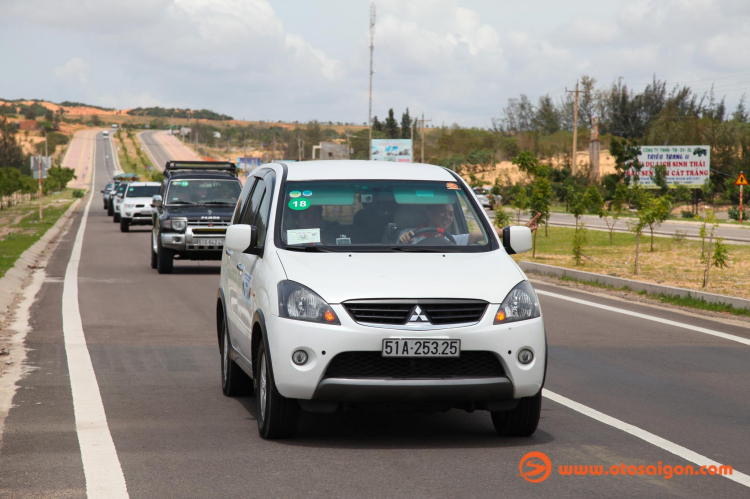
[0,194,74,279]
[552,274,750,317]
[518,224,750,300]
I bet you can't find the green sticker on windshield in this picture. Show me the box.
[288,199,311,211]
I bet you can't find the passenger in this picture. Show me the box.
[398,204,540,245]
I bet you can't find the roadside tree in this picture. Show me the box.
[529,175,552,255]
[512,186,528,225]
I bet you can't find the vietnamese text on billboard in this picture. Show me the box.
[372,139,412,163]
[627,145,710,188]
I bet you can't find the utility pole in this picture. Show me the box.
[368,2,376,160]
[566,81,580,175]
[419,113,432,163]
[297,135,302,161]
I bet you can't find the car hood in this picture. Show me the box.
[123,197,154,204]
[165,205,235,221]
[275,249,525,304]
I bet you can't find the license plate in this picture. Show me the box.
[382,339,460,358]
[198,239,223,246]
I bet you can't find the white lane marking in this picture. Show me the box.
[63,134,129,498]
[544,390,750,488]
[536,289,750,347]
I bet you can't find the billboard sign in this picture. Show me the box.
[31,156,52,171]
[372,139,412,163]
[627,145,710,188]
[33,170,48,179]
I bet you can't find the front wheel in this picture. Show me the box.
[107,201,114,216]
[491,391,542,437]
[256,341,300,439]
[150,234,158,269]
[113,212,120,223]
[220,316,252,396]
[156,236,174,274]
[120,218,130,232]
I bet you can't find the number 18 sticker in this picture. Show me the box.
[288,199,310,210]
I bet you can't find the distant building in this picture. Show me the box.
[312,142,348,160]
[18,120,37,131]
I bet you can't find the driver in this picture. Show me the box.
[398,204,539,245]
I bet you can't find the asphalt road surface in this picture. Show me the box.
[1,135,749,497]
[138,130,173,171]
[505,211,750,243]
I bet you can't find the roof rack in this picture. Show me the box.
[163,161,237,177]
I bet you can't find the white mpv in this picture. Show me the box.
[218,161,546,439]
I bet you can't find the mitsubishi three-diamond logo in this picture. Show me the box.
[409,306,429,323]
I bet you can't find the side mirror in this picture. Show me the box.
[502,226,533,254]
[225,224,258,254]
[100,190,104,193]
[152,195,162,207]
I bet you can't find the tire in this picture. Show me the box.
[491,391,542,437]
[107,201,114,216]
[220,315,253,396]
[256,340,300,439]
[156,236,174,274]
[120,218,130,232]
[114,212,120,223]
[150,234,158,269]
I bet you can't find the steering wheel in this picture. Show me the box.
[411,227,457,245]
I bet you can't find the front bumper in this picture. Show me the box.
[122,207,154,224]
[161,228,225,252]
[264,309,545,402]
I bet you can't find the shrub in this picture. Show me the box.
[727,207,747,221]
[681,210,694,219]
[494,208,513,228]
[72,189,85,198]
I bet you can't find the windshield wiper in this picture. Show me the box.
[284,245,337,252]
[168,200,197,205]
[387,246,447,252]
[203,201,235,205]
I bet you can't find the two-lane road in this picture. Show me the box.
[1,141,749,497]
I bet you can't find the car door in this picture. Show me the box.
[235,173,275,361]
[229,177,267,357]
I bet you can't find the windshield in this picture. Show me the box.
[126,185,160,198]
[165,179,241,205]
[116,184,128,194]
[278,180,492,251]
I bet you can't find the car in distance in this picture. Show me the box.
[473,186,493,209]
[103,130,109,138]
[101,182,115,210]
[151,161,242,273]
[119,181,161,232]
[112,181,130,222]
[217,160,546,439]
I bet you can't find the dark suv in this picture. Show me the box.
[151,161,242,274]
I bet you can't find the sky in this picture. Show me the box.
[1,0,749,128]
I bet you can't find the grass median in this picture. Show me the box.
[514,224,750,301]
[0,191,74,279]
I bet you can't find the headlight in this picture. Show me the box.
[124,204,134,210]
[278,281,340,325]
[163,218,187,231]
[494,280,540,324]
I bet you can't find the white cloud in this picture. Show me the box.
[3,0,750,125]
[53,58,90,84]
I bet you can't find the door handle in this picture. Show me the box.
[225,248,233,255]
[237,263,244,271]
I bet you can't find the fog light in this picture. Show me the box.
[518,349,534,365]
[292,350,308,365]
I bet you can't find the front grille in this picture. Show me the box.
[343,300,488,325]
[189,221,230,227]
[323,351,504,379]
